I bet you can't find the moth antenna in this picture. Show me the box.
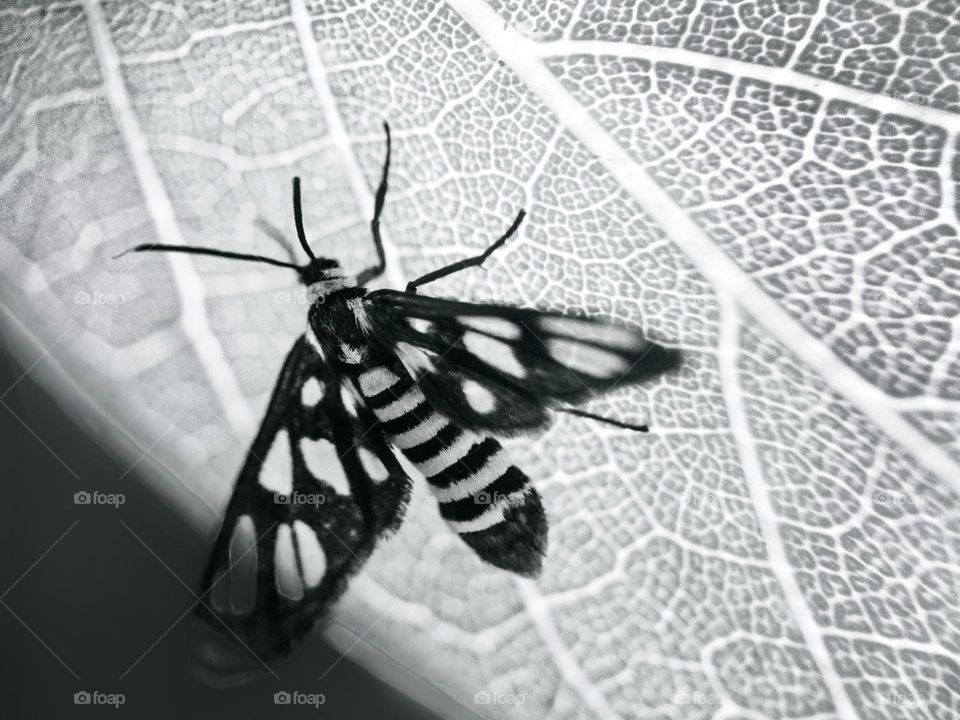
[557,407,649,433]
[292,177,317,262]
[112,243,302,271]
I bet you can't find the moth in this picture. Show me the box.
[120,123,681,684]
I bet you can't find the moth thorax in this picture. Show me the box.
[306,272,346,302]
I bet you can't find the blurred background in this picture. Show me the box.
[0,344,445,719]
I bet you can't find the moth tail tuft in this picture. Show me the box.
[458,490,548,577]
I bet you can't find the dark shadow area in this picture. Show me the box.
[0,345,443,719]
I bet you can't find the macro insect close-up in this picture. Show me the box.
[117,123,682,685]
[3,2,959,720]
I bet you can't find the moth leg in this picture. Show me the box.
[356,122,392,286]
[405,209,525,294]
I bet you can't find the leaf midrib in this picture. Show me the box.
[74,0,957,715]
[449,0,960,496]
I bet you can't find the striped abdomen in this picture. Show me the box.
[355,362,546,576]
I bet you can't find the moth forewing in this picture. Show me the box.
[119,123,681,684]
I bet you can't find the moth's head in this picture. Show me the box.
[287,178,350,301]
[298,257,342,284]
[112,177,348,300]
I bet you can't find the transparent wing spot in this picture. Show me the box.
[301,377,325,407]
[227,515,258,615]
[539,316,638,350]
[210,566,230,614]
[462,331,526,378]
[292,520,327,588]
[340,380,360,418]
[462,379,496,414]
[358,447,389,483]
[408,317,434,334]
[396,341,436,376]
[300,437,351,496]
[274,523,304,601]
[259,429,293,494]
[547,338,629,378]
[459,315,522,340]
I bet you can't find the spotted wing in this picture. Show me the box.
[189,336,411,686]
[365,289,682,435]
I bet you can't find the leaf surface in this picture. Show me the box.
[2,1,959,717]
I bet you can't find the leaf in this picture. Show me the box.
[3,1,959,718]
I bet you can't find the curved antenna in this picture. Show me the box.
[292,177,316,261]
[112,244,301,270]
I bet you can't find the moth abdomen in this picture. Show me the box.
[424,434,546,577]
[354,361,547,575]
[118,123,681,683]
[455,493,547,578]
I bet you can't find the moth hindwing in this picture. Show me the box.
[189,336,411,685]
[120,122,681,683]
